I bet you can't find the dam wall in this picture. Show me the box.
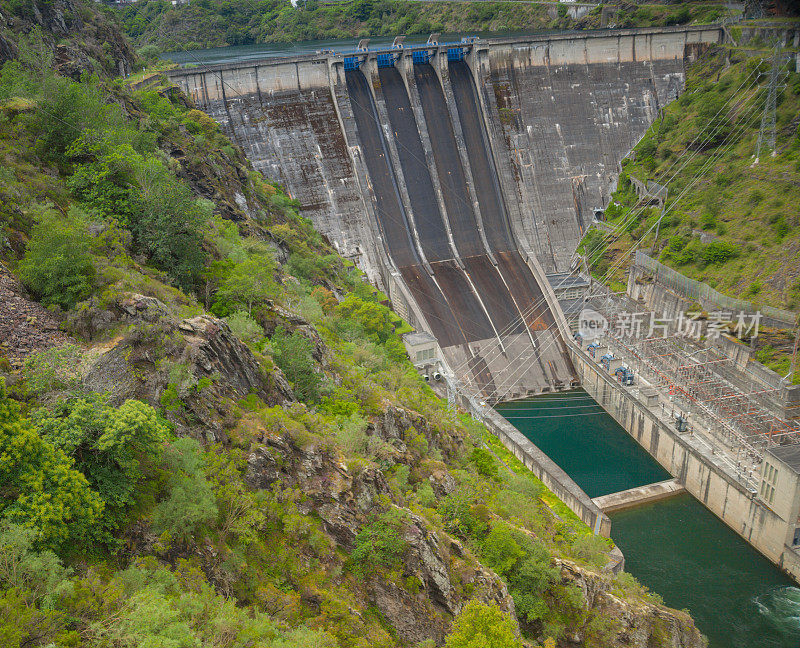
[568,342,800,583]
[166,25,720,398]
[472,27,721,273]
[171,58,388,281]
[168,25,721,279]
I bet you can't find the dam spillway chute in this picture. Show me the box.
[344,50,575,398]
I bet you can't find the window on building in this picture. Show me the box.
[557,287,585,300]
[760,462,778,506]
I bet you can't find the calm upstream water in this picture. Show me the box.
[496,389,800,648]
[162,30,556,66]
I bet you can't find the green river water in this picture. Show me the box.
[496,389,800,648]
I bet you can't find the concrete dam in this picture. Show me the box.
[168,25,721,400]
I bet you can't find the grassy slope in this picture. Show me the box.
[112,0,732,53]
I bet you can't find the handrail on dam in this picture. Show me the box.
[165,23,724,76]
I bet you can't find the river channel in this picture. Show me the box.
[496,389,800,648]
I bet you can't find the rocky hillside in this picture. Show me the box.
[0,4,707,647]
[114,0,730,53]
[0,0,136,77]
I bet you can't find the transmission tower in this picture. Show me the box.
[754,44,784,162]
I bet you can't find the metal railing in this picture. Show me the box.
[634,251,797,328]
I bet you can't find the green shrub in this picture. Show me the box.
[481,524,524,575]
[0,379,103,550]
[214,251,278,316]
[469,447,499,479]
[287,252,341,284]
[272,328,323,403]
[416,481,437,508]
[771,214,789,239]
[18,208,95,309]
[30,75,128,168]
[137,44,161,63]
[440,490,488,539]
[151,438,217,544]
[700,240,738,266]
[694,91,732,144]
[35,397,169,536]
[445,600,523,648]
[348,509,408,576]
[226,310,265,349]
[699,213,716,230]
[23,344,82,395]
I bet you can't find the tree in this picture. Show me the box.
[137,44,162,63]
[66,136,207,291]
[0,522,71,606]
[481,524,524,576]
[0,380,103,549]
[445,600,523,648]
[151,438,217,544]
[348,509,408,576]
[272,328,322,403]
[18,207,96,309]
[35,397,169,533]
[31,74,121,168]
[695,91,732,145]
[335,294,395,344]
[469,447,499,479]
[23,344,82,395]
[215,253,278,315]
[131,158,209,290]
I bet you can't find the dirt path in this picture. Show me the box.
[0,263,72,367]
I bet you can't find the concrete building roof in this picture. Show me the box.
[403,331,437,346]
[547,273,590,291]
[559,298,586,315]
[767,444,800,473]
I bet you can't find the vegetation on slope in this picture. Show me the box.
[0,0,137,78]
[580,44,800,378]
[111,0,731,53]
[0,18,699,648]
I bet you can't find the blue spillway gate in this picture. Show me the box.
[343,56,360,71]
[412,50,431,65]
[377,52,395,68]
[447,47,464,62]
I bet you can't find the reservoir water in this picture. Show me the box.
[496,389,800,648]
[162,30,557,66]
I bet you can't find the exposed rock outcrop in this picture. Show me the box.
[84,293,294,441]
[244,425,515,646]
[0,0,137,77]
[556,559,708,648]
[370,403,465,464]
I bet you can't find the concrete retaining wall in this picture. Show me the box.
[569,343,800,583]
[482,408,612,537]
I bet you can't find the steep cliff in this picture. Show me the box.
[0,0,136,77]
[0,6,708,647]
